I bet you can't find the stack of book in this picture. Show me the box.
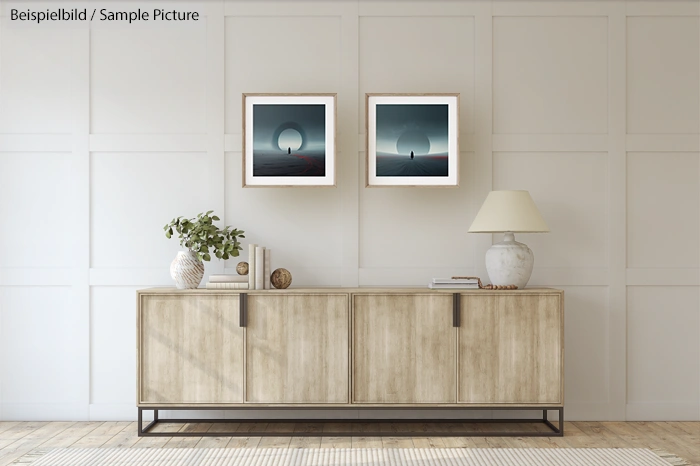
[205,274,249,289]
[428,277,480,289]
[248,244,272,290]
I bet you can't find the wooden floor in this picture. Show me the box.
[0,421,696,465]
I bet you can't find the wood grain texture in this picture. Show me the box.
[245,294,349,403]
[138,294,243,404]
[458,292,563,404]
[352,294,456,403]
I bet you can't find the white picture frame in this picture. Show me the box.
[366,93,460,187]
[243,93,336,187]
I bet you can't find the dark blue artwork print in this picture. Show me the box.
[252,104,326,177]
[375,104,449,177]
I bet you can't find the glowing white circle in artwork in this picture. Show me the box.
[278,128,303,151]
[396,130,430,156]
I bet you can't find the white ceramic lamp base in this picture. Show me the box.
[485,232,534,289]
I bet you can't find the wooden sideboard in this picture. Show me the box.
[136,287,564,437]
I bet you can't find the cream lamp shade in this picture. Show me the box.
[469,190,549,233]
[469,190,549,289]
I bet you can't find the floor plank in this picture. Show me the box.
[0,420,697,466]
[288,436,322,448]
[38,422,103,448]
[101,422,139,448]
[0,422,75,466]
[351,436,382,448]
[71,422,130,448]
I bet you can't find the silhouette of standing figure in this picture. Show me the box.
[288,147,291,155]
[410,150,414,159]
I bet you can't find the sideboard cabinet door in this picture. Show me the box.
[458,293,563,404]
[352,294,456,404]
[245,294,350,403]
[138,294,244,404]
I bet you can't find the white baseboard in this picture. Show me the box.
[565,402,615,421]
[89,403,139,421]
[626,402,700,421]
[1,403,89,421]
[7,402,693,422]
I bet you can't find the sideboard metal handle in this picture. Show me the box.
[453,293,460,327]
[240,293,247,327]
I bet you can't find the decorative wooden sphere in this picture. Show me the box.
[270,268,292,289]
[236,262,249,275]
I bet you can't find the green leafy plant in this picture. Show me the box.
[164,211,245,262]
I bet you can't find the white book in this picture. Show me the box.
[432,278,479,284]
[209,274,248,283]
[264,249,271,290]
[255,246,265,290]
[248,244,257,290]
[206,282,249,289]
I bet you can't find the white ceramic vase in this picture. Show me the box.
[484,232,534,289]
[170,250,204,289]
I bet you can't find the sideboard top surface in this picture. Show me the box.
[137,287,563,295]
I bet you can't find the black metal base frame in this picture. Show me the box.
[138,407,563,437]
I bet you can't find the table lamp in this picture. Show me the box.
[468,190,549,289]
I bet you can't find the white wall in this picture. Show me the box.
[0,0,698,422]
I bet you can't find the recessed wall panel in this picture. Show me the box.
[91,152,212,268]
[493,152,608,268]
[91,286,138,405]
[224,152,343,277]
[627,152,699,268]
[0,286,82,404]
[0,153,74,268]
[0,28,72,133]
[627,286,700,404]
[627,17,700,134]
[90,25,207,134]
[225,16,341,134]
[360,152,475,269]
[561,286,609,405]
[359,16,475,134]
[493,17,608,134]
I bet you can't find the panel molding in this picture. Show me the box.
[339,2,361,286]
[89,134,207,152]
[0,403,90,421]
[493,1,613,16]
[0,134,72,152]
[359,1,484,17]
[626,134,700,152]
[225,1,348,16]
[626,1,700,17]
[493,134,608,152]
[70,25,91,413]
[473,1,494,280]
[627,268,700,286]
[0,270,76,286]
[626,402,700,421]
[608,0,628,421]
[206,0,226,281]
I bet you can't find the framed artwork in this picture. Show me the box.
[243,94,336,187]
[366,93,459,187]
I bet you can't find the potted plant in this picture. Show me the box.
[164,211,245,289]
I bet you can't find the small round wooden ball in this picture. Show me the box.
[270,268,292,289]
[236,262,249,275]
